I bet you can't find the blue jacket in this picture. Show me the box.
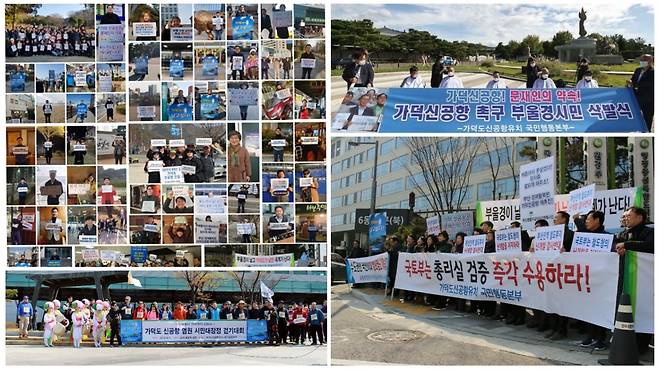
[209,307,220,320]
[197,309,209,320]
[17,302,33,317]
[307,308,324,326]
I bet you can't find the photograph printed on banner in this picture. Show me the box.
[204,243,326,267]
[331,135,655,365]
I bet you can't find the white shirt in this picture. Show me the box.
[485,79,507,89]
[575,79,599,89]
[439,75,464,88]
[400,76,425,88]
[532,78,556,89]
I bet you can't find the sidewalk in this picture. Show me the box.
[334,285,654,365]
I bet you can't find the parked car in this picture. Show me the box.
[331,252,347,284]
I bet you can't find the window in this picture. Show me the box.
[376,161,389,176]
[331,214,345,225]
[342,158,350,170]
[331,162,341,174]
[331,197,342,208]
[380,179,403,196]
[331,180,340,192]
[406,173,426,189]
[360,188,371,202]
[477,181,494,201]
[366,147,375,161]
[380,139,395,154]
[390,154,408,171]
[360,168,372,182]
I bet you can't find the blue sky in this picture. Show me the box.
[332,3,654,46]
[38,5,90,17]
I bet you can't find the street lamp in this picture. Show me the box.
[349,140,379,255]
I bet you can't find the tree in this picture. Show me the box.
[5,5,41,28]
[405,137,480,215]
[225,271,286,303]
[482,138,520,201]
[177,271,224,304]
[551,31,574,47]
[521,35,543,56]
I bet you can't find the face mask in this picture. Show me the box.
[541,74,548,80]
[448,72,455,77]
[357,60,366,66]
[584,76,592,81]
[493,77,500,82]
[410,75,417,79]
[530,63,536,67]
[640,61,648,68]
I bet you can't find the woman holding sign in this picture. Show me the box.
[299,169,319,202]
[227,131,252,182]
[135,10,159,41]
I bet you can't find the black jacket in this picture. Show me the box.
[342,62,374,89]
[616,223,654,254]
[631,67,654,105]
[431,62,444,87]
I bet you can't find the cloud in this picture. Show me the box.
[332,3,654,46]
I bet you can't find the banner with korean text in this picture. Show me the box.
[346,253,389,284]
[394,252,621,329]
[233,253,294,267]
[120,320,268,343]
[375,88,647,133]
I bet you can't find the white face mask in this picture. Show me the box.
[357,60,366,66]
[541,74,548,80]
[530,63,536,67]
[493,77,499,82]
[640,61,648,68]
[448,72,455,77]
[410,74,417,79]
[584,76,592,81]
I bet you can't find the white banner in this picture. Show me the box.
[520,157,555,229]
[141,320,247,343]
[425,215,441,236]
[196,221,220,244]
[233,253,294,267]
[195,195,226,214]
[346,253,389,284]
[82,249,99,262]
[495,228,522,253]
[161,167,185,184]
[395,252,619,330]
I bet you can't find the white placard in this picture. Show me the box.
[75,71,87,87]
[133,22,157,37]
[231,56,243,70]
[143,223,159,233]
[82,249,99,261]
[236,223,254,235]
[151,139,167,147]
[73,144,87,152]
[494,228,522,253]
[195,195,226,214]
[270,139,286,147]
[571,232,614,253]
[533,224,565,254]
[300,58,316,69]
[568,184,596,216]
[141,200,156,213]
[299,178,313,188]
[147,160,164,172]
[101,185,114,193]
[463,234,486,254]
[99,75,113,92]
[300,137,319,145]
[196,138,212,146]
[181,165,196,175]
[425,215,440,236]
[138,106,156,118]
[520,157,555,229]
[270,178,289,193]
[160,167,185,184]
[169,139,185,147]
[269,222,289,231]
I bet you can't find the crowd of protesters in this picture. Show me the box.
[16,295,327,347]
[349,206,653,354]
[6,25,95,58]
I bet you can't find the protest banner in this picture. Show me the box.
[135,57,149,75]
[169,59,185,78]
[100,249,119,262]
[568,184,595,216]
[74,71,87,87]
[229,88,258,106]
[592,187,642,233]
[201,55,219,76]
[149,254,157,261]
[269,222,289,231]
[137,106,156,118]
[200,94,220,119]
[98,24,124,61]
[394,252,620,330]
[624,251,654,333]
[169,139,186,147]
[141,200,156,213]
[195,195,225,214]
[167,103,193,121]
[181,166,196,176]
[12,146,29,155]
[160,167,185,184]
[196,138,213,146]
[271,11,292,28]
[368,212,387,253]
[133,22,157,37]
[82,249,99,262]
[463,234,486,254]
[151,139,167,147]
[40,185,63,197]
[73,144,87,152]
[299,178,313,188]
[44,222,61,231]
[67,184,88,195]
[533,224,564,254]
[571,232,614,253]
[231,16,254,40]
[270,139,286,147]
[441,211,474,239]
[101,185,113,193]
[236,223,254,235]
[143,224,159,233]
[300,136,319,145]
[196,220,220,243]
[122,320,268,343]
[17,186,28,193]
[171,27,193,41]
[520,157,555,229]
[131,247,148,263]
[44,141,53,148]
[78,235,97,244]
[300,58,316,69]
[270,178,289,195]
[346,253,389,284]
[233,253,294,267]
[425,215,441,236]
[495,228,522,253]
[147,160,164,172]
[333,113,379,131]
[275,88,292,100]
[10,73,25,92]
[373,88,648,133]
[98,75,113,92]
[231,56,244,70]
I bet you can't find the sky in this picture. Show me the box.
[38,5,89,17]
[332,3,654,46]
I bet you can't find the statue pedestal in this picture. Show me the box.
[555,37,596,63]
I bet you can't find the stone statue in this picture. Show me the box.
[578,8,587,38]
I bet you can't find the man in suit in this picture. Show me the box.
[628,54,654,131]
[45,207,64,244]
[43,170,64,205]
[342,94,375,130]
[260,8,273,38]
[341,48,374,90]
[268,205,290,240]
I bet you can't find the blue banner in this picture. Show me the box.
[10,73,26,92]
[202,56,219,76]
[200,94,221,119]
[247,320,268,341]
[376,88,648,133]
[368,212,387,253]
[167,103,193,121]
[76,103,88,116]
[169,59,185,78]
[135,57,149,75]
[131,246,148,263]
[232,16,254,40]
[120,320,142,343]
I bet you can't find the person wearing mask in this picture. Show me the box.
[431,232,453,310]
[342,48,374,90]
[276,301,289,344]
[42,99,53,123]
[43,138,54,165]
[485,71,508,88]
[525,57,540,88]
[372,93,387,117]
[71,139,87,165]
[187,304,198,319]
[197,304,209,320]
[430,55,445,88]
[11,213,24,245]
[119,296,134,320]
[17,296,33,339]
[144,151,163,183]
[105,97,115,122]
[78,215,97,238]
[502,222,531,325]
[401,235,417,303]
[230,46,245,80]
[526,219,552,332]
[108,302,122,347]
[291,303,307,345]
[300,169,319,202]
[227,131,251,182]
[268,170,293,202]
[628,54,654,131]
[208,301,220,320]
[212,12,225,41]
[274,5,290,39]
[438,66,464,88]
[17,178,29,205]
[400,65,426,88]
[199,145,215,182]
[160,304,173,320]
[112,138,124,164]
[532,67,556,89]
[181,148,204,183]
[575,70,599,89]
[571,210,610,350]
[575,58,590,82]
[249,302,260,320]
[260,8,273,38]
[307,302,324,345]
[220,301,233,320]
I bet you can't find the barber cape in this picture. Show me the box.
[485,79,507,89]
[575,79,599,89]
[439,75,464,88]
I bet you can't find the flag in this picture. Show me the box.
[260,281,274,302]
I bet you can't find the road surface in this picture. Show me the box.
[331,71,525,115]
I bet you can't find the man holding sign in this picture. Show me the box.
[299,44,316,79]
[268,206,291,241]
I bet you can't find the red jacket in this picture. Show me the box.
[291,308,307,326]
[173,307,187,320]
[133,306,146,320]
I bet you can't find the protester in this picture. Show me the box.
[575,58,590,82]
[307,302,325,345]
[532,68,556,89]
[575,70,599,89]
[17,296,33,339]
[438,67,464,88]
[628,54,654,130]
[525,57,540,88]
[430,55,444,88]
[485,71,507,88]
[342,48,374,90]
[108,302,122,347]
[400,66,426,88]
